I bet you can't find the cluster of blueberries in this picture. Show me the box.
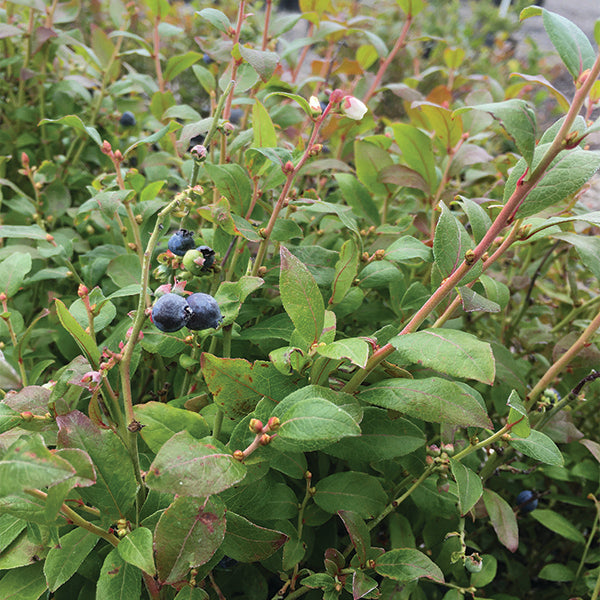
[168,228,216,273]
[151,230,222,333]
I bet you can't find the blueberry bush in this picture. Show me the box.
[1,1,600,599]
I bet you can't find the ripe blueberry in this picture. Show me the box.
[168,229,196,256]
[186,293,223,331]
[516,490,538,513]
[230,108,243,126]
[120,111,136,127]
[151,293,190,332]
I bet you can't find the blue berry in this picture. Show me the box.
[516,490,538,513]
[186,293,223,331]
[120,111,136,127]
[202,53,213,64]
[151,293,190,332]
[230,108,243,126]
[197,245,215,271]
[168,229,196,256]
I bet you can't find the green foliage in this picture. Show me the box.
[0,1,600,599]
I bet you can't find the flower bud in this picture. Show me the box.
[191,144,207,161]
[309,95,322,116]
[249,418,263,434]
[266,416,280,432]
[341,95,368,120]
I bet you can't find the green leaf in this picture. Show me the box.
[538,563,575,582]
[509,430,563,465]
[252,99,277,147]
[360,378,492,428]
[55,299,100,368]
[273,397,360,451]
[457,287,501,313]
[280,246,325,347]
[146,431,246,497]
[0,225,48,240]
[316,338,369,368]
[552,232,600,281]
[374,548,444,583]
[540,9,596,79]
[338,511,369,566]
[385,236,433,264]
[196,8,232,34]
[505,145,600,219]
[164,51,202,82]
[398,0,425,16]
[390,123,437,192]
[155,496,225,584]
[355,140,393,195]
[458,197,493,244]
[0,514,26,552]
[221,512,288,561]
[531,509,585,544]
[352,570,379,599]
[265,91,312,117]
[482,489,518,552]
[39,115,102,146]
[506,390,530,437]
[412,102,463,149]
[123,121,181,157]
[57,411,137,520]
[450,459,482,515]
[457,100,536,166]
[334,173,380,225]
[134,402,210,453]
[314,472,387,519]
[174,587,210,600]
[0,402,23,434]
[390,328,495,384]
[44,528,98,592]
[239,46,279,81]
[97,548,141,600]
[0,563,47,600]
[329,239,360,305]
[0,253,32,298]
[0,434,75,496]
[117,527,156,576]
[324,407,425,462]
[434,202,481,283]
[204,163,253,216]
[201,354,300,420]
[282,537,306,571]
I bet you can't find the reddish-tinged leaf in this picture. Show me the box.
[155,496,226,585]
[338,511,369,566]
[482,489,518,552]
[56,411,137,520]
[580,438,600,463]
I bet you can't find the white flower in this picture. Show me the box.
[341,95,368,120]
